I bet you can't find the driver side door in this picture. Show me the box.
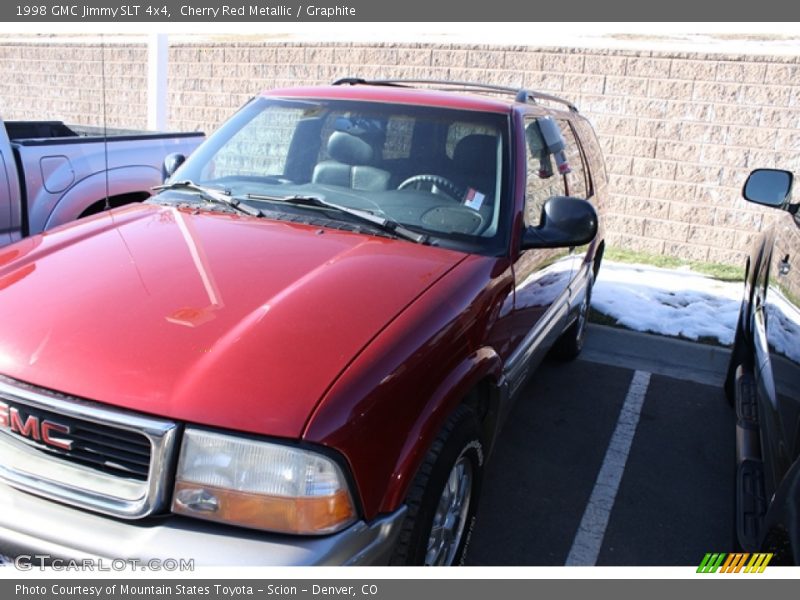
[505,115,574,395]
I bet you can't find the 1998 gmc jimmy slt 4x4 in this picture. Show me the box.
[0,79,605,566]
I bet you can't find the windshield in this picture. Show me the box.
[166,96,511,255]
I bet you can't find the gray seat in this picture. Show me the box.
[312,131,391,191]
[451,134,498,197]
[450,134,498,233]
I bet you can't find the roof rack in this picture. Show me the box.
[331,77,579,112]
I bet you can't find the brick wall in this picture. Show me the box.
[0,43,148,128]
[1,40,799,266]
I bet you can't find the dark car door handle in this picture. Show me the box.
[778,254,790,276]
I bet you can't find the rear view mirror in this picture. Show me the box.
[521,196,598,250]
[162,153,186,182]
[743,168,793,209]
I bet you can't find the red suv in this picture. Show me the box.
[0,79,605,566]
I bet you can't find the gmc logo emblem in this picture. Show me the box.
[0,401,73,451]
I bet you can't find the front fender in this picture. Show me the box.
[34,165,160,233]
[303,255,514,520]
[377,347,503,514]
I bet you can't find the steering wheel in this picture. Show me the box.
[398,174,465,202]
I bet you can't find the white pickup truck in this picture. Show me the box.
[0,118,204,246]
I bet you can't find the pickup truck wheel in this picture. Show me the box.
[551,275,593,361]
[390,406,484,566]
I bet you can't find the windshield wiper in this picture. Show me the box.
[246,193,429,244]
[153,180,263,217]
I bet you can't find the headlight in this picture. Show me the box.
[171,428,357,535]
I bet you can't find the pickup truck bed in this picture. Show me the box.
[0,118,204,246]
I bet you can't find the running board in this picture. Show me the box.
[734,366,767,550]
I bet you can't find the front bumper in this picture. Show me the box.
[0,484,406,566]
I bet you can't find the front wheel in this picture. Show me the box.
[390,406,484,566]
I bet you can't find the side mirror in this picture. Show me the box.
[162,153,186,182]
[743,168,793,209]
[521,196,598,250]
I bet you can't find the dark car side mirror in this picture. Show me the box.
[162,153,187,183]
[743,168,793,210]
[521,195,598,250]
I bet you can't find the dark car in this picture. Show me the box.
[726,168,800,564]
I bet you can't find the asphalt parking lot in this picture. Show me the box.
[466,324,736,567]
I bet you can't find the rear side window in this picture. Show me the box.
[571,118,607,191]
[558,119,589,199]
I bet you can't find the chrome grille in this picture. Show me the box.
[0,376,178,519]
[0,398,152,480]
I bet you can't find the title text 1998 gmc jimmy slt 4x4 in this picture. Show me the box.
[0,79,605,566]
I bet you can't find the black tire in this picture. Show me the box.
[390,406,485,566]
[551,275,593,361]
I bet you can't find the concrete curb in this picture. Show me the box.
[581,323,731,387]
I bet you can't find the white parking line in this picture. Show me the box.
[565,369,652,566]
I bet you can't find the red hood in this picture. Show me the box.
[0,205,465,438]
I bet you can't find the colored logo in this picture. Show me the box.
[697,553,773,573]
[0,401,73,451]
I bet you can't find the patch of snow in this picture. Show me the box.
[591,261,742,345]
[592,261,800,364]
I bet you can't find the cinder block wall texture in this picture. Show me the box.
[1,40,799,267]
